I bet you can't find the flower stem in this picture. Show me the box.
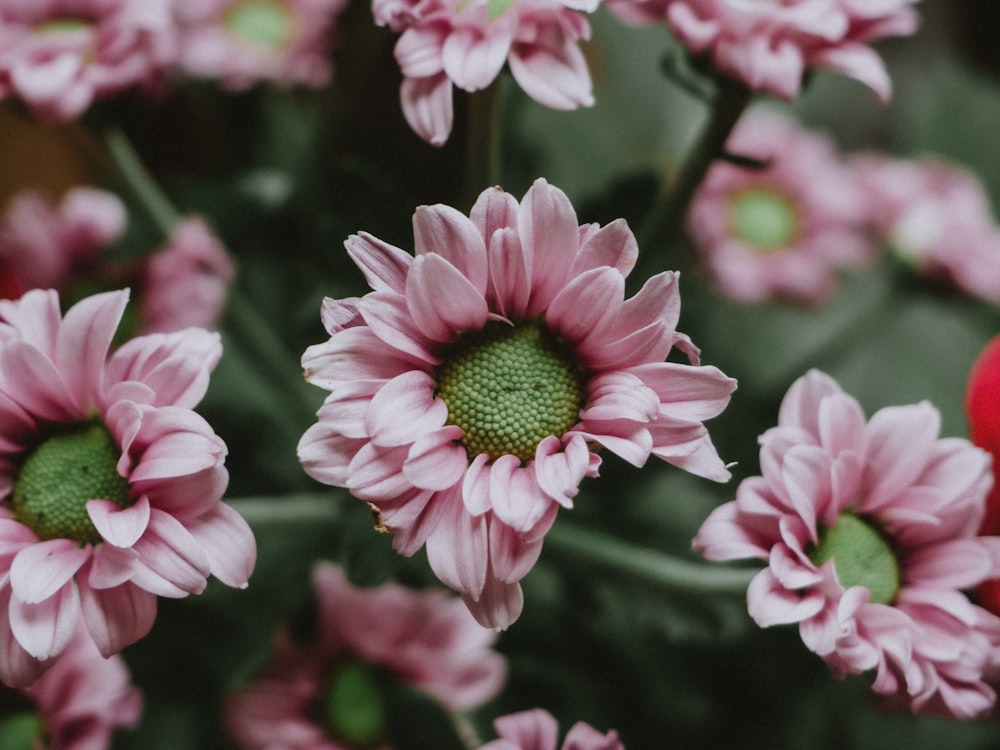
[102,125,179,236]
[464,78,504,205]
[228,493,344,526]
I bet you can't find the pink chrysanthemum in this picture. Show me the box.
[853,153,1000,305]
[479,709,624,750]
[0,623,141,749]
[373,0,597,145]
[604,0,919,101]
[174,0,349,90]
[687,110,875,306]
[225,561,506,749]
[0,288,256,688]
[298,178,736,628]
[694,369,1000,718]
[0,0,177,122]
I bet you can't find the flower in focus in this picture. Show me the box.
[604,0,919,101]
[225,561,506,749]
[0,0,177,122]
[853,153,1000,305]
[0,288,256,688]
[299,177,736,628]
[687,110,875,306]
[694,369,1000,718]
[138,217,236,334]
[479,709,623,750]
[373,0,597,145]
[174,0,349,90]
[0,623,141,749]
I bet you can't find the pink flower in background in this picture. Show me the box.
[373,0,597,145]
[687,110,876,306]
[139,217,235,334]
[226,561,506,749]
[604,0,919,101]
[479,709,624,750]
[0,0,177,122]
[0,289,256,688]
[0,187,126,298]
[299,178,735,628]
[174,0,349,90]
[694,370,1000,718]
[853,154,1000,305]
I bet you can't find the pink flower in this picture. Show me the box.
[0,187,126,297]
[225,561,506,749]
[0,0,177,122]
[687,110,875,306]
[479,709,624,750]
[694,369,1000,718]
[138,217,236,334]
[0,288,256,688]
[373,0,597,145]
[298,178,736,628]
[174,0,349,90]
[853,153,1000,305]
[604,0,919,101]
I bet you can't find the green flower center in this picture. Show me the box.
[809,513,900,605]
[11,422,132,545]
[34,18,91,36]
[0,712,45,750]
[729,187,799,251]
[322,661,388,747]
[224,0,293,48]
[435,320,586,463]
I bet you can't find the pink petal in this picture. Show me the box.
[87,544,139,589]
[302,327,411,389]
[1,340,76,422]
[487,227,532,319]
[359,292,440,364]
[395,25,447,78]
[863,402,941,508]
[810,43,892,102]
[494,709,560,750]
[425,489,488,598]
[9,580,79,659]
[9,539,89,604]
[132,509,212,595]
[87,496,151,548]
[489,518,544,584]
[471,185,519,241]
[534,434,590,507]
[404,426,468,491]
[746,568,826,627]
[628,362,737,422]
[462,452,493,515]
[508,29,594,110]
[905,540,994,589]
[79,580,157,657]
[405,254,489,342]
[401,73,454,147]
[489,455,554,532]
[519,178,581,314]
[413,203,489,295]
[55,290,127,414]
[544,266,625,344]
[0,588,47,688]
[568,218,638,279]
[186,504,257,589]
[346,442,414,501]
[693,501,771,562]
[367,370,448,446]
[345,232,413,294]
[462,575,523,629]
[441,26,510,91]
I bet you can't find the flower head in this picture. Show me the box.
[694,369,1000,718]
[604,0,920,101]
[479,709,624,750]
[0,288,256,688]
[373,0,597,145]
[299,178,735,628]
[687,111,875,306]
[225,561,506,749]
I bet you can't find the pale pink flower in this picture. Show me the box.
[374,0,597,145]
[0,288,256,688]
[694,369,1000,718]
[298,178,736,628]
[479,709,624,750]
[0,0,177,122]
[139,217,235,334]
[687,110,875,306]
[853,153,1000,305]
[604,0,919,101]
[225,561,506,749]
[174,0,349,90]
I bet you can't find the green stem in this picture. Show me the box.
[464,79,504,205]
[102,126,179,236]
[228,493,343,526]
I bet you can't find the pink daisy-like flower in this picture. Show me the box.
[373,0,597,145]
[479,709,624,750]
[0,623,141,749]
[853,153,1000,305]
[298,178,736,628]
[225,561,506,749]
[604,0,919,101]
[174,0,349,91]
[138,217,236,334]
[694,369,1000,718]
[0,0,177,122]
[687,110,875,306]
[0,288,256,689]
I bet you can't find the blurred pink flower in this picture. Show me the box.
[0,0,176,121]
[225,561,506,749]
[139,217,236,334]
[479,709,624,750]
[687,110,875,306]
[853,153,1000,305]
[299,178,735,628]
[604,0,919,100]
[373,0,597,145]
[694,369,1000,718]
[174,0,349,90]
[0,288,256,688]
